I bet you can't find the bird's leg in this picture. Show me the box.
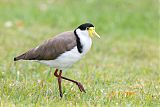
[58,70,63,97]
[54,69,63,97]
[54,69,59,76]
[62,76,86,93]
[54,70,86,93]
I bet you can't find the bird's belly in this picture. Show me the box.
[39,46,82,69]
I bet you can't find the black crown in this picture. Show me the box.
[78,23,94,30]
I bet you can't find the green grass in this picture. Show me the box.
[0,0,159,106]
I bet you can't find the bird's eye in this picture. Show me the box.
[86,27,89,30]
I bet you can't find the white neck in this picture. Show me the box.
[76,29,92,54]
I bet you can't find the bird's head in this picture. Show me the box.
[76,23,100,38]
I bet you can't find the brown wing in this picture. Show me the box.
[14,31,77,61]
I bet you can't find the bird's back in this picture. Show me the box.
[14,31,77,61]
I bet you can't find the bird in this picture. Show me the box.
[14,23,100,97]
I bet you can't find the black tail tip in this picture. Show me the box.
[14,57,17,61]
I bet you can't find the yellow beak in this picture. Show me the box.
[88,27,100,38]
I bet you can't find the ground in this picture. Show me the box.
[0,0,159,106]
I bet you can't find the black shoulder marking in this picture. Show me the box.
[74,30,83,53]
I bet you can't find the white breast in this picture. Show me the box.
[76,29,92,55]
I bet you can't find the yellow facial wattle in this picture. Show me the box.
[87,27,100,38]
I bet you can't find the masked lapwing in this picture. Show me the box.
[14,23,100,97]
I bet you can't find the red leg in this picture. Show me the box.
[58,70,62,97]
[54,69,63,97]
[54,69,58,76]
[54,70,86,93]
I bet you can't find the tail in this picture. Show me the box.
[14,54,25,61]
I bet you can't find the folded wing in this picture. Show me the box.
[14,31,77,61]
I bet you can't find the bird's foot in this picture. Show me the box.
[76,82,86,93]
[60,92,63,98]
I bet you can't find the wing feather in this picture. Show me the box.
[14,31,77,61]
